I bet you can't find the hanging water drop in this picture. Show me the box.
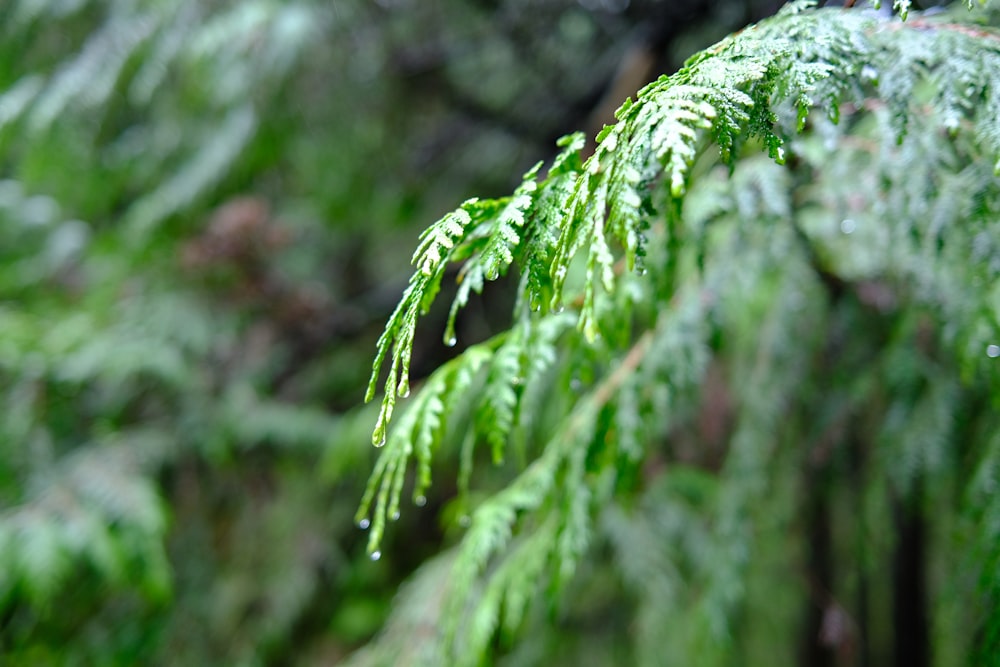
[840,218,856,235]
[375,435,387,448]
[987,344,1000,358]
[370,550,382,561]
[390,510,400,521]
[414,495,427,507]
[445,336,457,347]
[358,518,371,530]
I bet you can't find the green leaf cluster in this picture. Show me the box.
[360,3,1000,664]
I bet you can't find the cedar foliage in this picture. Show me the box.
[2,0,999,664]
[357,2,1000,664]
[2,1,675,663]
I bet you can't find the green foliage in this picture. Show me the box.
[4,0,1000,663]
[361,2,1000,664]
[5,1,718,663]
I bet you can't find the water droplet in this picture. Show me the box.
[414,495,427,507]
[636,267,647,276]
[375,436,387,448]
[511,376,523,386]
[370,550,382,561]
[390,510,400,521]
[445,336,457,347]
[358,518,371,530]
[458,515,471,527]
[840,218,856,235]
[399,388,410,398]
[555,305,565,314]
[987,344,1000,358]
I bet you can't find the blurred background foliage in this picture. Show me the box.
[0,0,794,664]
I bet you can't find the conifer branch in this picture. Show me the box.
[359,2,1000,661]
